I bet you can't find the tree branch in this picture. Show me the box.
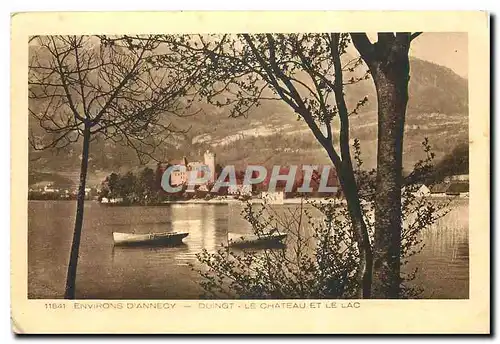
[330,34,352,165]
[410,32,423,42]
[350,33,375,62]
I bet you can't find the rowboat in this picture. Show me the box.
[228,232,287,248]
[113,232,189,246]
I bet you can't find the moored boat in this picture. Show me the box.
[228,231,287,248]
[113,232,189,246]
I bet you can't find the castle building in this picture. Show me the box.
[166,150,216,187]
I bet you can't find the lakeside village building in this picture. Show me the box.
[407,174,469,198]
[28,183,97,200]
[167,150,217,189]
[156,152,469,200]
[98,148,468,203]
[156,150,342,199]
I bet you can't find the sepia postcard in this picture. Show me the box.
[11,11,490,334]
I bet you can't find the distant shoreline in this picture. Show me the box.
[99,198,343,206]
[28,196,467,206]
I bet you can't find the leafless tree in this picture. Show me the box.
[29,35,202,299]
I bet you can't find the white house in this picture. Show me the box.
[412,184,431,198]
[43,184,57,193]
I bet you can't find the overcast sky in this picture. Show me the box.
[409,32,468,78]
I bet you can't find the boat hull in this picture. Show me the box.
[228,232,287,248]
[113,232,189,246]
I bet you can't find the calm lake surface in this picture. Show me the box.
[28,200,469,299]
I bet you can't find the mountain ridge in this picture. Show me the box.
[29,56,468,185]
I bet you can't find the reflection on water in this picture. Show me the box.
[404,203,469,298]
[28,200,468,299]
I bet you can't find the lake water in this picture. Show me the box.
[28,200,469,299]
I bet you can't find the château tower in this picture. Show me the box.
[203,150,216,183]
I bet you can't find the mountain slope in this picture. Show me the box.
[29,57,468,182]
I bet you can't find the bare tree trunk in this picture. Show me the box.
[338,163,373,298]
[370,56,410,298]
[64,124,91,299]
[324,143,373,298]
[351,33,416,299]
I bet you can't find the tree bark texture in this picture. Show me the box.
[64,125,91,299]
[351,33,413,298]
[370,46,410,298]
